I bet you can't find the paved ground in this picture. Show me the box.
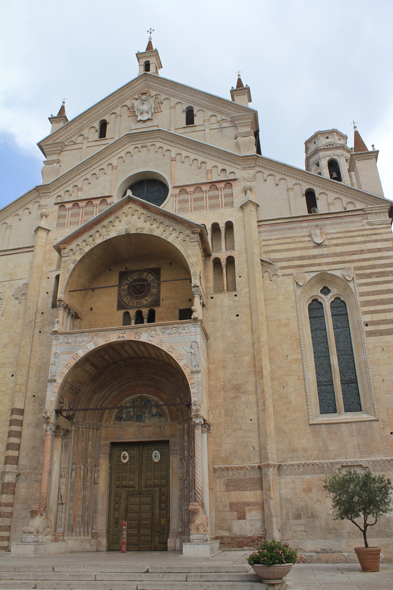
[0,550,391,589]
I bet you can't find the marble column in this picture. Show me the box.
[48,428,65,534]
[168,438,180,550]
[96,441,111,551]
[39,423,56,516]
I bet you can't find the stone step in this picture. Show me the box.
[0,582,262,590]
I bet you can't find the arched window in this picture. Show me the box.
[134,310,144,325]
[69,203,80,227]
[83,201,95,224]
[124,179,169,207]
[223,183,234,208]
[57,205,67,229]
[147,309,155,323]
[185,106,194,126]
[305,189,318,214]
[192,187,204,211]
[123,311,131,326]
[98,120,107,139]
[208,185,220,210]
[225,221,235,250]
[144,60,150,72]
[213,258,224,293]
[328,159,342,182]
[177,189,189,213]
[51,275,60,309]
[226,256,236,291]
[211,223,222,252]
[296,269,378,426]
[98,199,108,214]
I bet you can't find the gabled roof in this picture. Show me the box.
[38,73,258,157]
[53,193,211,256]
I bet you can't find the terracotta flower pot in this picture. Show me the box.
[354,547,381,572]
[252,563,293,582]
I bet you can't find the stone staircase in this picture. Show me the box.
[0,562,263,590]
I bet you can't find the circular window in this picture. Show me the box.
[123,179,169,206]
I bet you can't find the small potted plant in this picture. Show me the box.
[323,468,392,572]
[247,539,297,582]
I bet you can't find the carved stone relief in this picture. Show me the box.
[12,282,29,303]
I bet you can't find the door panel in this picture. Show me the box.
[108,442,169,551]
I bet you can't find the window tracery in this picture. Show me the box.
[297,271,376,423]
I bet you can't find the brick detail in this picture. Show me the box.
[4,456,18,466]
[0,526,11,532]
[225,478,262,492]
[229,501,263,520]
[7,430,21,439]
[216,535,263,549]
[10,408,24,417]
[5,443,20,452]
[8,419,23,428]
[1,484,15,496]
[0,503,13,508]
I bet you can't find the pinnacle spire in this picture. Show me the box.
[57,100,66,117]
[354,129,368,153]
[236,71,244,89]
[146,28,154,51]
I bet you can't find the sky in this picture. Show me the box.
[1,0,393,211]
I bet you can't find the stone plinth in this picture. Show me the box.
[182,539,220,556]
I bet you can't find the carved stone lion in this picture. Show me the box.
[22,506,52,536]
[188,502,208,534]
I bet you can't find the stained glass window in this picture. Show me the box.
[331,298,362,412]
[308,299,337,414]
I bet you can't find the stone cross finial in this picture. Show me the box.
[351,120,358,130]
[236,70,242,78]
[147,28,154,39]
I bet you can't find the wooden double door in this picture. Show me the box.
[108,441,170,551]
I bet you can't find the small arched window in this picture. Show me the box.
[208,185,220,210]
[225,221,235,250]
[83,201,95,224]
[213,258,224,293]
[226,256,236,291]
[57,205,67,229]
[223,183,234,208]
[98,120,107,139]
[305,190,318,214]
[51,275,60,309]
[185,106,194,126]
[177,189,189,213]
[144,60,150,72]
[134,310,144,325]
[123,311,131,326]
[211,223,222,252]
[328,159,342,182]
[69,203,80,227]
[147,309,155,324]
[193,187,204,211]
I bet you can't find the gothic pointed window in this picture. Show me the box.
[299,273,375,423]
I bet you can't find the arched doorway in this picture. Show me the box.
[50,340,194,552]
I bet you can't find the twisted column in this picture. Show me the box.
[39,423,55,516]
[193,419,203,506]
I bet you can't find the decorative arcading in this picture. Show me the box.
[39,426,54,516]
[194,422,203,506]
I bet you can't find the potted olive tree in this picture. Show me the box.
[323,468,392,572]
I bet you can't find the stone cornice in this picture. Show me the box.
[257,204,391,227]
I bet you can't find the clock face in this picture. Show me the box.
[117,268,160,310]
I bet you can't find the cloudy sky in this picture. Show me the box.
[1,0,392,211]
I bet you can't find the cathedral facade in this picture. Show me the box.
[0,39,392,557]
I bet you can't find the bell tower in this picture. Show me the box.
[305,129,352,185]
[136,30,162,76]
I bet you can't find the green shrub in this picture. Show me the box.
[247,539,297,566]
[323,468,392,548]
